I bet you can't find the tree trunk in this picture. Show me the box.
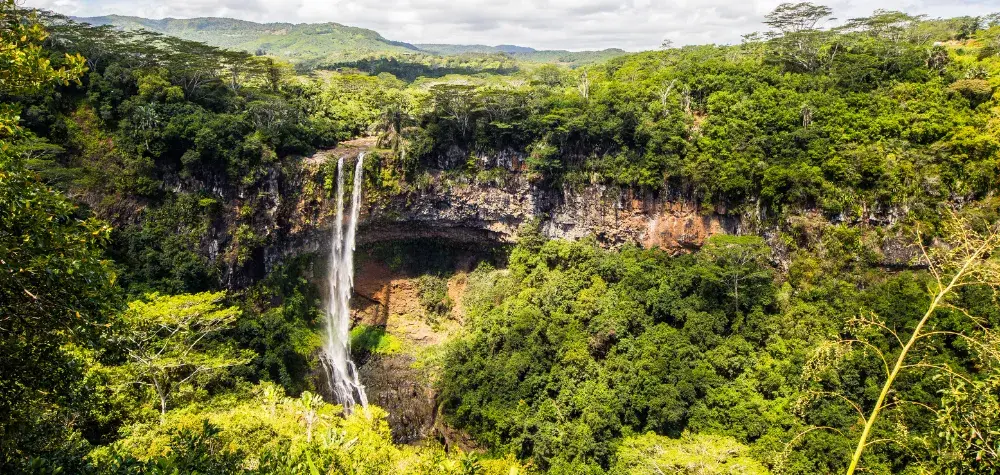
[153,377,168,423]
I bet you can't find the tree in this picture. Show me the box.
[262,57,293,92]
[844,10,924,43]
[0,1,112,468]
[430,84,477,138]
[122,292,251,419]
[0,0,85,136]
[955,16,982,40]
[477,86,526,124]
[531,64,567,87]
[294,391,327,443]
[130,103,160,152]
[158,36,226,97]
[697,235,774,312]
[762,3,839,73]
[0,145,119,468]
[578,70,590,100]
[373,88,412,152]
[221,50,255,92]
[41,12,145,72]
[985,13,1000,27]
[764,2,835,34]
[260,382,284,418]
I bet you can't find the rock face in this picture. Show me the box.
[178,142,920,289]
[357,354,436,444]
[251,146,742,284]
[341,257,475,444]
[361,172,741,251]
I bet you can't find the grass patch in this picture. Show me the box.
[350,324,403,356]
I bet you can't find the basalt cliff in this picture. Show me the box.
[265,145,741,282]
[111,140,908,289]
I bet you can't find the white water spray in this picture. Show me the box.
[322,153,368,410]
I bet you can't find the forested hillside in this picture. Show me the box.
[77,15,626,72]
[77,15,424,62]
[414,44,628,67]
[3,1,1000,474]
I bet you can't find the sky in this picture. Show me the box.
[23,0,1000,51]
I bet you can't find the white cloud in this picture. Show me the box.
[24,0,1000,51]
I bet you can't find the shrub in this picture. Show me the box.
[417,275,453,318]
[948,78,993,102]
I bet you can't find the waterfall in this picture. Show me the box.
[322,153,368,411]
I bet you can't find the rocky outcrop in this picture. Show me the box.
[212,142,920,287]
[357,354,436,444]
[360,171,741,251]
[271,147,740,261]
[243,145,744,284]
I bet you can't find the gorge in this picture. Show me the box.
[3,3,1000,474]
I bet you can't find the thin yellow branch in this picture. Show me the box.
[900,362,975,386]
[846,234,992,475]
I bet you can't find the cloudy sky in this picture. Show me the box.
[23,0,1000,51]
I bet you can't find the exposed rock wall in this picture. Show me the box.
[349,161,739,251]
[358,173,741,250]
[249,146,743,285]
[168,142,920,289]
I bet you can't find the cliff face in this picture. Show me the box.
[358,172,740,249]
[262,146,741,283]
[145,143,911,289]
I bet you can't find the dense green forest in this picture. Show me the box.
[3,0,1000,473]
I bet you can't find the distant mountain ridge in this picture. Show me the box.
[75,15,422,62]
[415,43,627,65]
[416,44,538,55]
[74,15,626,67]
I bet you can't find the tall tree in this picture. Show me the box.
[764,2,835,34]
[430,84,478,139]
[122,292,251,419]
[697,235,775,312]
[763,2,840,72]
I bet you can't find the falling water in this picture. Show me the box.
[322,153,368,411]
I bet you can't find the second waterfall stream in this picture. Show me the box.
[322,153,368,410]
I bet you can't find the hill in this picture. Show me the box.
[76,15,627,67]
[512,47,628,65]
[415,44,537,55]
[75,15,423,62]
